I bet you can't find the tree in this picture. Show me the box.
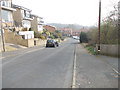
[80,32,88,43]
[86,27,98,46]
[86,3,118,45]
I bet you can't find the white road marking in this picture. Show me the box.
[72,45,77,88]
[112,68,120,75]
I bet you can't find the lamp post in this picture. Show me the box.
[98,0,101,53]
[0,0,5,52]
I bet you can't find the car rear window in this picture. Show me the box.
[47,40,54,43]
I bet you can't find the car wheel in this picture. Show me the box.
[53,44,56,48]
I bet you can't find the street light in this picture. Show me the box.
[98,0,101,52]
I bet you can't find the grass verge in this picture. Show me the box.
[82,43,97,55]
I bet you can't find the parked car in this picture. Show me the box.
[46,39,59,47]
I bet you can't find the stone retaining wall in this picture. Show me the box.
[96,44,119,57]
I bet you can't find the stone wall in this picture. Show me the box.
[96,44,119,57]
[34,38,62,46]
[4,30,34,47]
[34,39,46,46]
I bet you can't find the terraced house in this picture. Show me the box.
[1,0,16,29]
[31,14,44,33]
[13,4,34,39]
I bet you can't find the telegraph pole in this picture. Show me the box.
[0,1,5,52]
[98,0,101,52]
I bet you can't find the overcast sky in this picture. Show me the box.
[12,0,119,26]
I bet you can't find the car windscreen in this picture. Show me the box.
[47,40,54,43]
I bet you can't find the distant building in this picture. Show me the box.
[1,0,16,29]
[43,25,56,32]
[79,28,89,33]
[60,28,73,36]
[72,30,80,36]
[31,14,44,33]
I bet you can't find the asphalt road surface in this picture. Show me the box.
[2,38,76,88]
[2,38,118,88]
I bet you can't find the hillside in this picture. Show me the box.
[47,23,87,31]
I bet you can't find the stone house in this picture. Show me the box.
[31,14,44,33]
[12,4,34,39]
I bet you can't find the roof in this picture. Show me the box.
[44,25,56,29]
[12,4,32,12]
[31,14,43,19]
[60,28,73,31]
[1,6,16,11]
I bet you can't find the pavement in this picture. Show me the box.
[0,43,27,53]
[75,43,118,88]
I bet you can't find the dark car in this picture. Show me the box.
[46,40,59,47]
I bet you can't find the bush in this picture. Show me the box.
[40,35,46,40]
[80,32,88,43]
[86,27,98,46]
[85,45,97,55]
[49,35,55,39]
[34,32,41,38]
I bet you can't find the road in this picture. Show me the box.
[2,38,76,88]
[2,38,118,88]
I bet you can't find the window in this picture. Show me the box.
[37,18,40,22]
[22,20,31,28]
[24,10,31,18]
[1,0,11,7]
[1,10,13,22]
[38,25,43,31]
[2,1,5,6]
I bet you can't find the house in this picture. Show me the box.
[60,28,73,36]
[12,4,34,39]
[1,0,16,29]
[43,25,56,33]
[31,14,44,33]
[72,30,80,36]
[79,28,89,33]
